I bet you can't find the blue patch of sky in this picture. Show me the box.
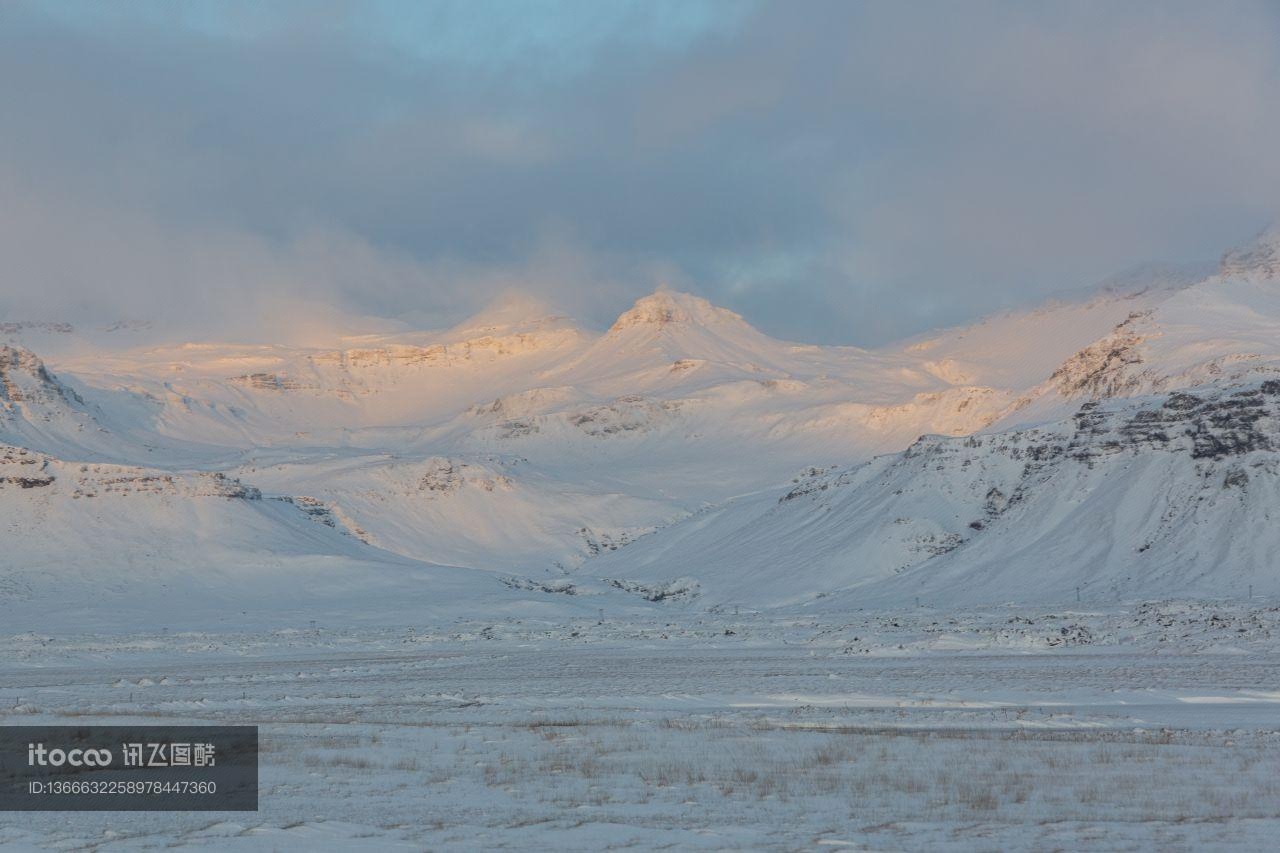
[25,0,756,82]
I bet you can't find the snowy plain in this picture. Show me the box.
[3,600,1280,851]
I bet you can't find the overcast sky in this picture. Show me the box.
[3,0,1280,346]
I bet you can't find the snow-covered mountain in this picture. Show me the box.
[3,224,1279,622]
[0,442,586,631]
[583,226,1280,609]
[587,380,1280,608]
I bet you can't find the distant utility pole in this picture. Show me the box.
[1075,586,1081,603]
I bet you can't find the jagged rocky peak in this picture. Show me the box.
[1220,221,1280,280]
[609,288,747,332]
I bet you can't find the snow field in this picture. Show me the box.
[3,603,1280,850]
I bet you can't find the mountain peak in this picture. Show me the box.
[608,288,746,332]
[1220,220,1280,280]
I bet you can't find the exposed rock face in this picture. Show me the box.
[1047,313,1150,399]
[0,445,42,465]
[469,394,685,442]
[418,458,512,496]
[0,444,260,499]
[567,396,682,437]
[0,475,54,488]
[68,470,261,500]
[780,466,840,503]
[578,526,653,557]
[277,494,338,526]
[0,346,84,408]
[888,381,1280,492]
[230,373,307,391]
[271,495,371,542]
[605,577,700,602]
[1064,384,1277,464]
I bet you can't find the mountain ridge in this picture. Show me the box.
[4,225,1280,620]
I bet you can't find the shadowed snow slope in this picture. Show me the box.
[0,442,613,631]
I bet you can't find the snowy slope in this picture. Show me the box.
[889,262,1206,391]
[0,442,613,630]
[999,225,1280,428]
[234,450,684,572]
[584,380,1280,608]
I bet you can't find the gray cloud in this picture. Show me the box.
[2,0,1280,345]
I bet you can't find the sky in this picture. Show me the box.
[3,0,1280,346]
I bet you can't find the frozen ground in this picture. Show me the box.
[2,600,1280,851]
